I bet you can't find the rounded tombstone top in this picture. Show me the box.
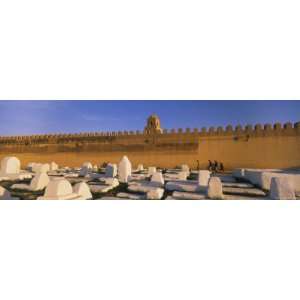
[73,182,92,199]
[144,114,163,134]
[0,156,21,175]
[44,179,73,197]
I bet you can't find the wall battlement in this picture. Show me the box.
[0,121,299,145]
[0,115,299,169]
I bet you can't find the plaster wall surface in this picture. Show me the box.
[0,123,299,169]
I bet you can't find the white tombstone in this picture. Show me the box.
[148,167,157,176]
[207,177,224,199]
[105,163,117,177]
[11,172,50,191]
[269,177,296,200]
[73,182,93,199]
[118,156,132,183]
[31,163,41,173]
[137,164,144,171]
[147,188,164,200]
[37,179,84,200]
[181,164,190,174]
[50,162,58,171]
[0,157,20,175]
[31,173,50,190]
[151,172,165,187]
[198,170,210,188]
[178,171,188,180]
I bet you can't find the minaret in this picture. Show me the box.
[144,114,163,134]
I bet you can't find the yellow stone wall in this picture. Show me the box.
[0,122,299,170]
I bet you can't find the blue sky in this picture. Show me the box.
[0,100,299,136]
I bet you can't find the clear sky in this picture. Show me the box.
[0,100,299,136]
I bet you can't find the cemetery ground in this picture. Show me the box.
[1,156,299,200]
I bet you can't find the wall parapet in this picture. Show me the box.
[0,121,299,145]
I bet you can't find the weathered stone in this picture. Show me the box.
[89,185,108,193]
[172,191,206,200]
[207,177,224,199]
[128,183,161,193]
[38,179,84,200]
[148,167,157,176]
[222,182,254,188]
[50,162,58,171]
[0,157,20,175]
[166,180,198,192]
[105,163,117,177]
[12,173,50,191]
[137,164,144,171]
[269,177,296,200]
[198,170,210,188]
[73,182,93,199]
[181,164,190,174]
[117,192,146,200]
[222,186,266,197]
[178,171,188,180]
[147,188,164,200]
[100,177,119,186]
[151,172,164,187]
[244,169,300,193]
[118,156,132,183]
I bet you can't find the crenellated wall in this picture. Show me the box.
[0,122,299,169]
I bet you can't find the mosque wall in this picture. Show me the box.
[0,121,299,170]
